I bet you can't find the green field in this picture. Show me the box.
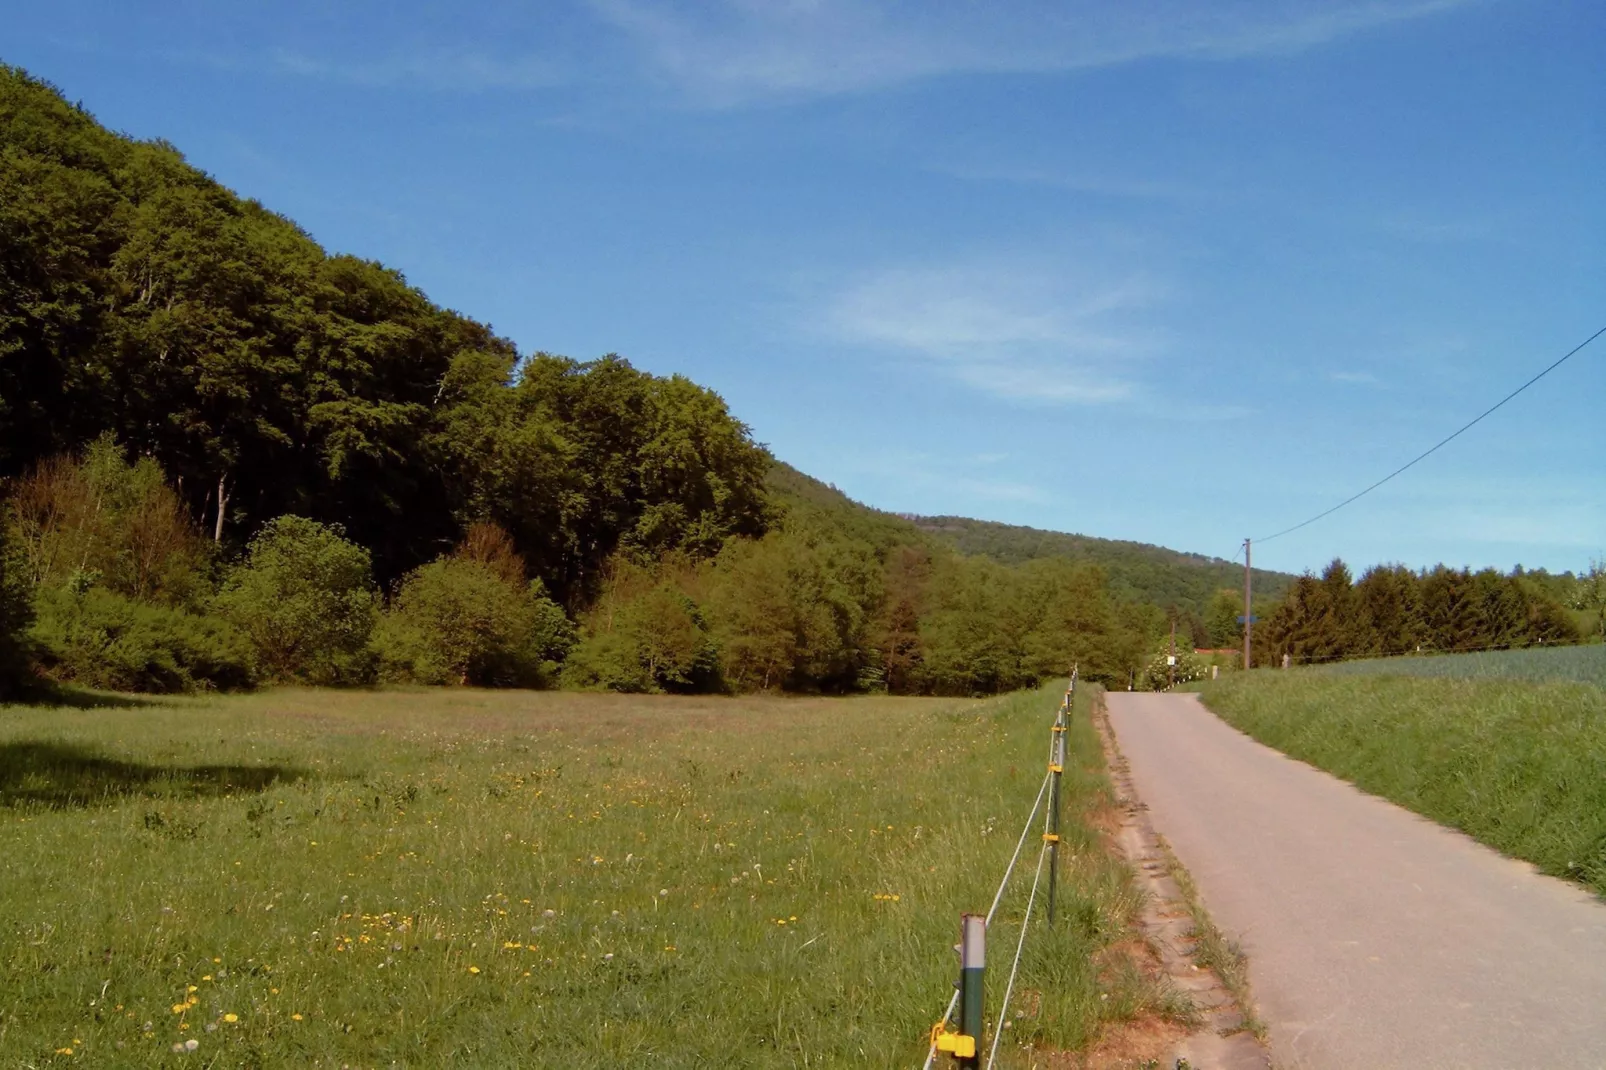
[1320,643,1606,687]
[1200,672,1606,897]
[0,683,1179,1067]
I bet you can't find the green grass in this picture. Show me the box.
[1200,673,1606,897]
[0,683,1172,1067]
[1319,643,1606,687]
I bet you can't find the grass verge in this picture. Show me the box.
[1200,672,1606,897]
[0,683,1173,1067]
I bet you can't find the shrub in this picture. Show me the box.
[214,516,378,684]
[9,436,212,605]
[30,585,253,693]
[562,575,717,693]
[375,557,572,687]
[1140,645,1209,690]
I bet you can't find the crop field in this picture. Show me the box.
[0,683,1179,1068]
[1319,643,1606,687]
[1200,672,1606,897]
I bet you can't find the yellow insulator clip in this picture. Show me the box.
[1051,725,1066,733]
[936,1032,977,1058]
[1048,763,1063,774]
[1043,833,1060,843]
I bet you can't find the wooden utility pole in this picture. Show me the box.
[1242,538,1253,670]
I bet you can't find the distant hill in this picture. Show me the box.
[909,515,1294,615]
[766,463,1294,616]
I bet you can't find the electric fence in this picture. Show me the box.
[923,667,1076,1069]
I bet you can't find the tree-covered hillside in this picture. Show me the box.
[910,515,1294,617]
[0,65,769,598]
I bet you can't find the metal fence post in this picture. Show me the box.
[1047,701,1065,926]
[958,913,985,1066]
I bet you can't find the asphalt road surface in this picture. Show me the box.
[1105,691,1606,1070]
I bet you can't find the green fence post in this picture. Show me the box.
[957,913,985,1066]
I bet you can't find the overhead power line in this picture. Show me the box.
[1254,322,1606,546]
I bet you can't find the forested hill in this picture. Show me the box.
[909,515,1294,615]
[0,64,770,599]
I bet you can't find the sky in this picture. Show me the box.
[5,0,1603,576]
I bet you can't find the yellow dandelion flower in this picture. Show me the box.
[223,1013,238,1023]
[468,965,481,974]
[291,1013,304,1021]
[187,985,198,993]
[171,1003,187,1015]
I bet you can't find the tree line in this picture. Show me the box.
[0,437,1170,697]
[1253,559,1584,667]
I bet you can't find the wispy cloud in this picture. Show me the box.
[268,47,566,91]
[832,449,1050,505]
[824,257,1164,405]
[590,0,1471,105]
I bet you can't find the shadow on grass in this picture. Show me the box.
[0,741,309,809]
[4,681,165,710]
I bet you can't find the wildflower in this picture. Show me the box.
[222,1013,238,1023]
[291,1014,304,1021]
[467,965,481,974]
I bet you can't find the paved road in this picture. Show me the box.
[1106,692,1606,1070]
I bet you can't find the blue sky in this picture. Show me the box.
[6,0,1603,575]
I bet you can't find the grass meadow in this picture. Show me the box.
[1319,643,1606,687]
[1200,671,1606,897]
[0,682,1179,1068]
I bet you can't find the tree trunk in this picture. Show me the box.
[213,475,229,543]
